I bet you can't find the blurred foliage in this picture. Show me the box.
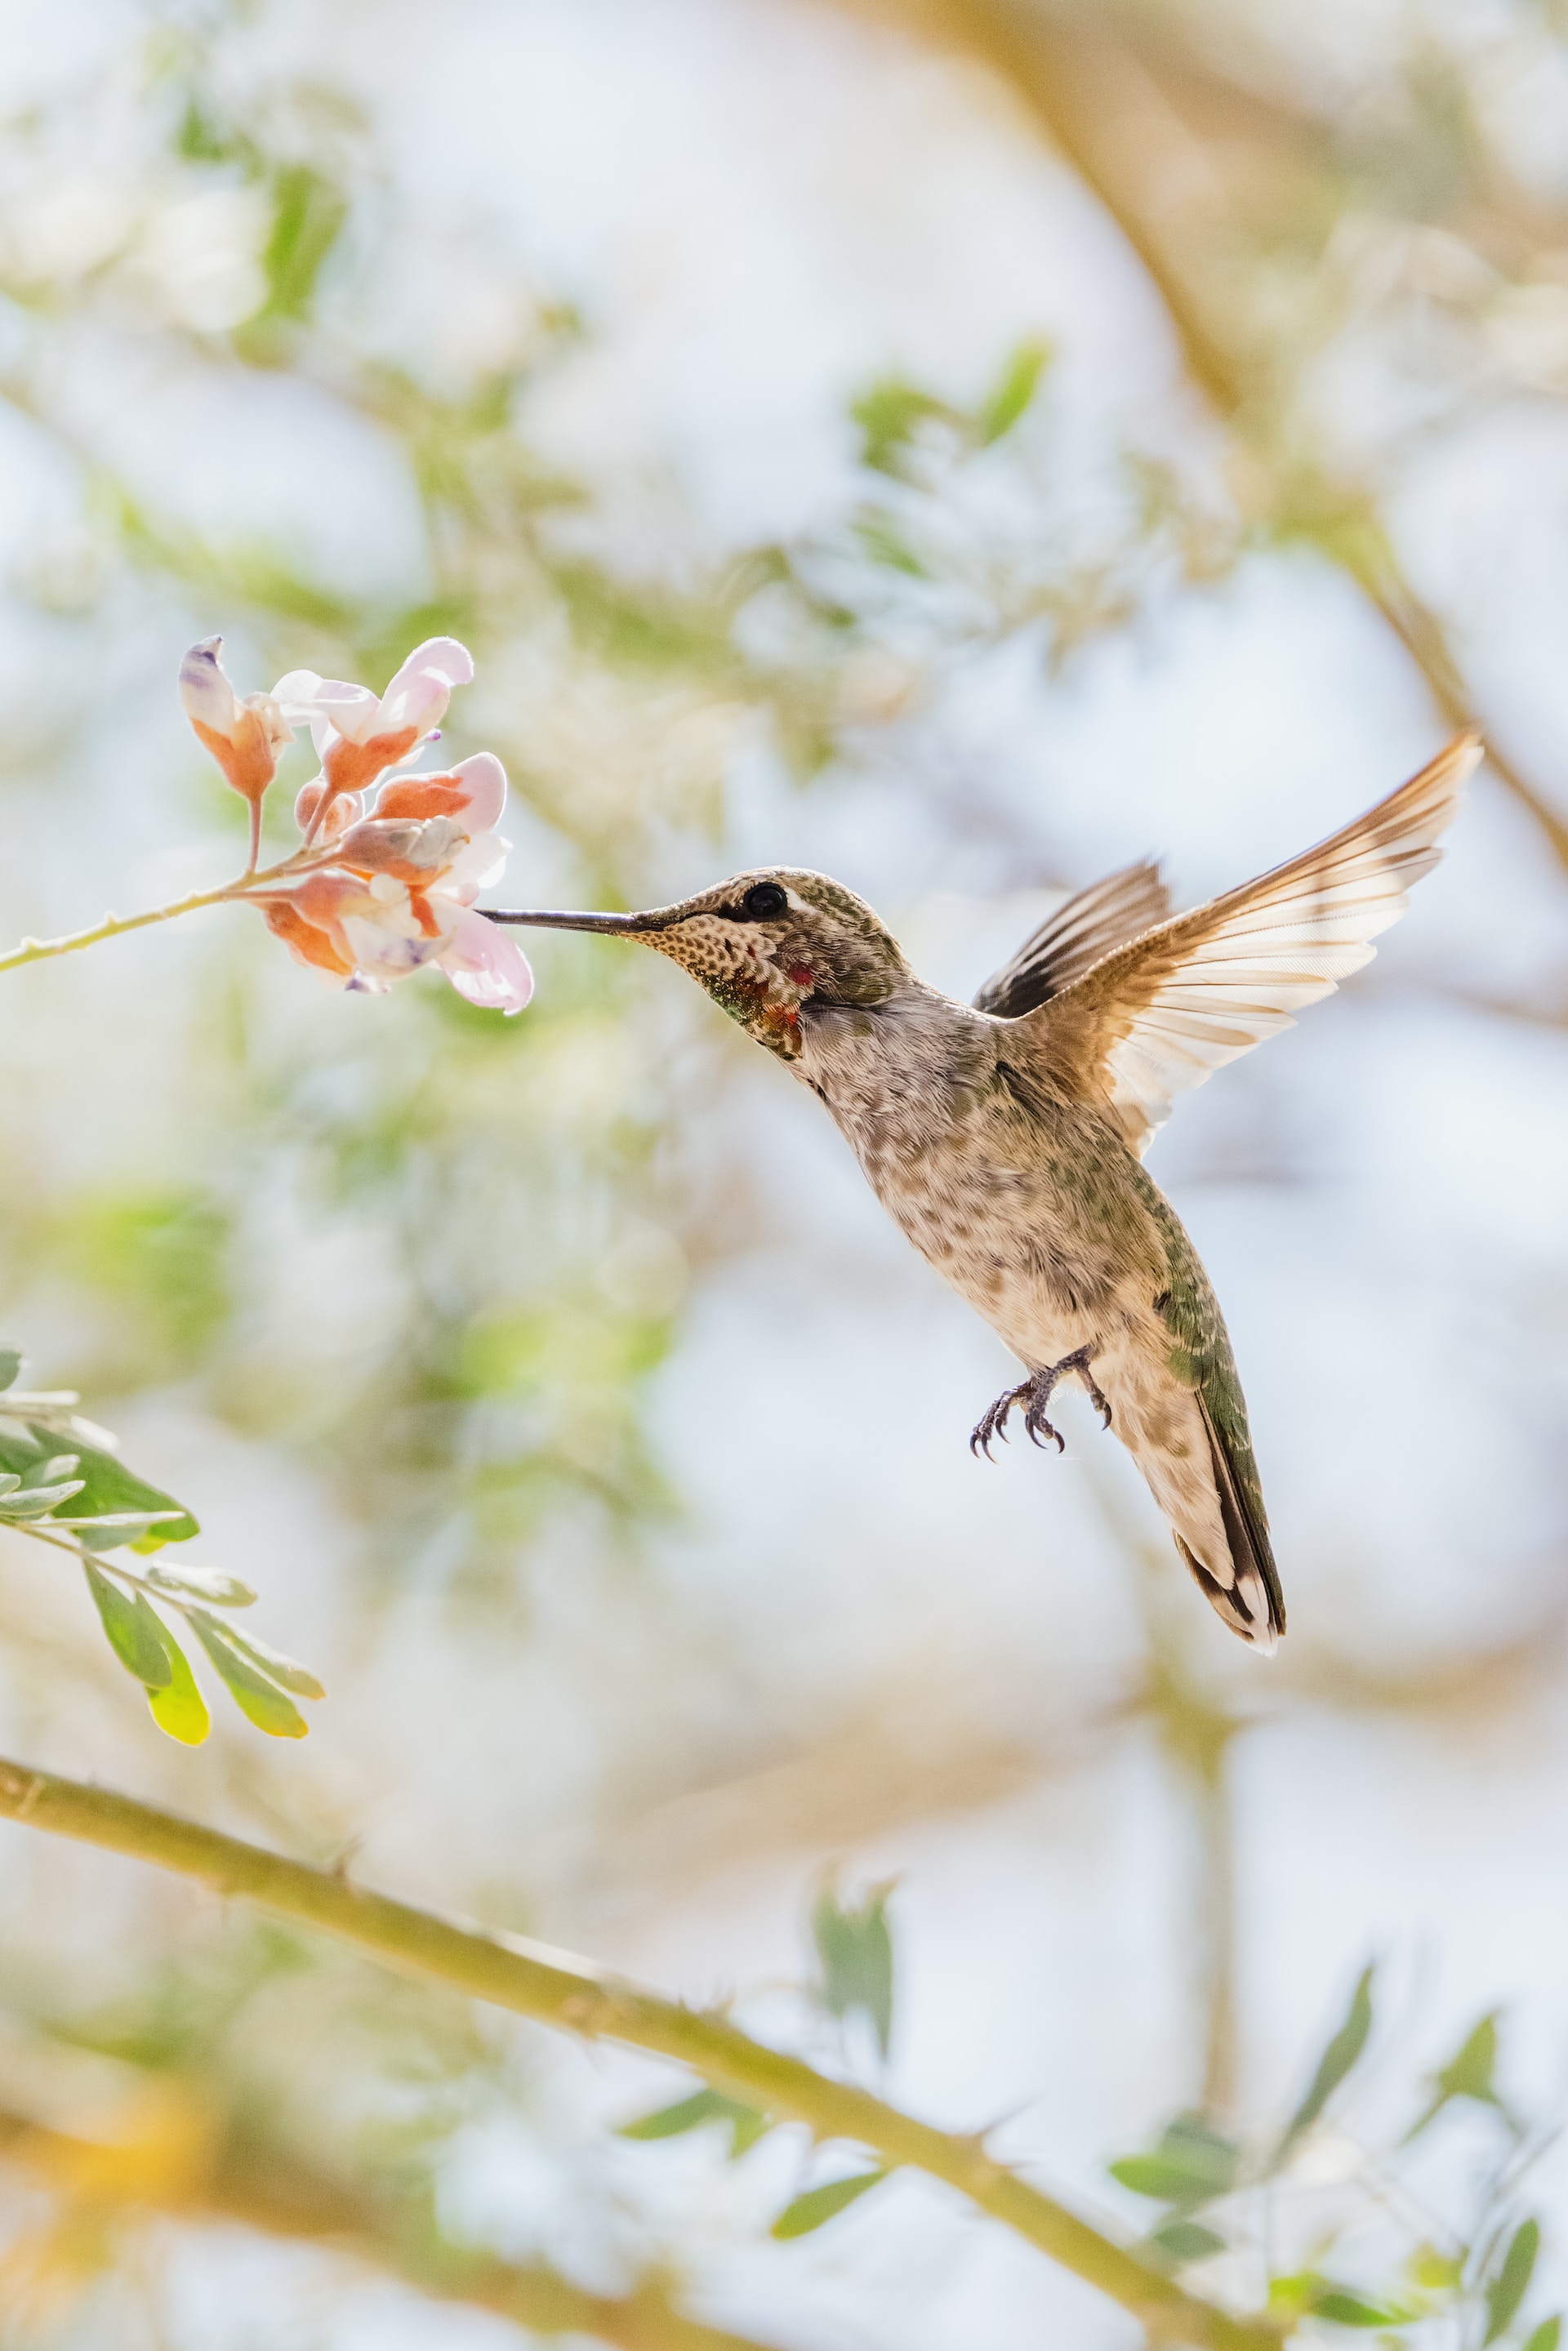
[0,0,1563,2344]
[809,1871,897,2059]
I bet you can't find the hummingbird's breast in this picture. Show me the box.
[795,991,1165,1368]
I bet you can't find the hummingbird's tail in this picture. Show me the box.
[1169,1391,1285,1653]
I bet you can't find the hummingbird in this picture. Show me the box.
[486,732,1479,1651]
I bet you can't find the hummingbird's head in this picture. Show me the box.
[485,868,911,1058]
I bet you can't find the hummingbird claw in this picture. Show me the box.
[969,1383,1027,1459]
[1024,1409,1066,1455]
[969,1347,1108,1463]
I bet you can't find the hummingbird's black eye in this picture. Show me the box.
[739,881,788,921]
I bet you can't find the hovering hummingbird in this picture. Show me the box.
[487,732,1479,1650]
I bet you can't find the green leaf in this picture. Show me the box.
[725,2104,772,2157]
[1313,2291,1402,2327]
[812,1874,896,2057]
[1277,1965,1375,2158]
[1484,2220,1540,2345]
[59,1511,185,1534]
[0,1347,21,1392]
[188,1609,323,1699]
[1405,2011,1503,2142]
[771,2169,887,2239]
[1109,2113,1239,2208]
[1267,2273,1409,2331]
[1407,2244,1464,2293]
[1111,2154,1213,2201]
[0,1479,86,1517]
[620,2086,768,2155]
[187,1616,308,1738]
[1522,2318,1561,2351]
[1268,2272,1328,2317]
[1148,2220,1227,2265]
[145,1563,257,1609]
[258,163,347,323]
[82,1560,175,1690]
[853,512,926,577]
[0,1422,199,1547]
[849,377,954,475]
[146,1632,210,1746]
[973,337,1051,446]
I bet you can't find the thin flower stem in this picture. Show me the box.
[0,883,253,973]
[0,845,325,977]
[247,796,262,875]
[0,1756,1285,2351]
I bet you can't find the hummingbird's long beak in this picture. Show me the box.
[480,907,653,936]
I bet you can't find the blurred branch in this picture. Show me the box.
[1143,1653,1242,2122]
[0,2103,779,2351]
[841,0,1568,873]
[0,1757,1285,2351]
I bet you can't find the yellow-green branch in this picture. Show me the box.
[0,846,323,976]
[0,2099,780,2351]
[0,884,244,973]
[0,1757,1281,2351]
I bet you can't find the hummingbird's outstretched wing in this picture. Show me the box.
[1029,732,1481,1155]
[972,862,1170,1020]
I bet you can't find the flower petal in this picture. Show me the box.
[262,902,351,979]
[385,636,474,694]
[275,675,382,746]
[448,827,510,894]
[240,691,293,756]
[375,774,468,821]
[435,904,534,1014]
[336,814,467,879]
[323,723,424,795]
[295,781,363,840]
[448,750,506,830]
[180,637,238,732]
[378,668,451,737]
[376,636,474,737]
[341,911,445,977]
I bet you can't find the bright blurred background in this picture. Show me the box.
[2,0,1567,2343]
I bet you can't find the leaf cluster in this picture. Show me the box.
[1108,1966,1558,2341]
[0,1348,322,1745]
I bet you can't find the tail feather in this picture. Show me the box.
[1174,1393,1286,1654]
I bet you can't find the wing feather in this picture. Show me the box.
[1027,732,1481,1154]
[973,861,1170,1019]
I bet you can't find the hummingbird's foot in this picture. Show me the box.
[969,1347,1111,1461]
[1058,1346,1113,1432]
[969,1378,1041,1460]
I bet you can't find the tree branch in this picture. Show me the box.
[0,1757,1281,2351]
[0,2101,780,2351]
[0,844,331,977]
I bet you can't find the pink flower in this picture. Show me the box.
[434,904,536,1013]
[259,748,531,1013]
[293,780,362,842]
[180,637,292,862]
[273,637,474,811]
[375,751,506,832]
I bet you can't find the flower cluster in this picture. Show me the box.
[179,635,532,1014]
